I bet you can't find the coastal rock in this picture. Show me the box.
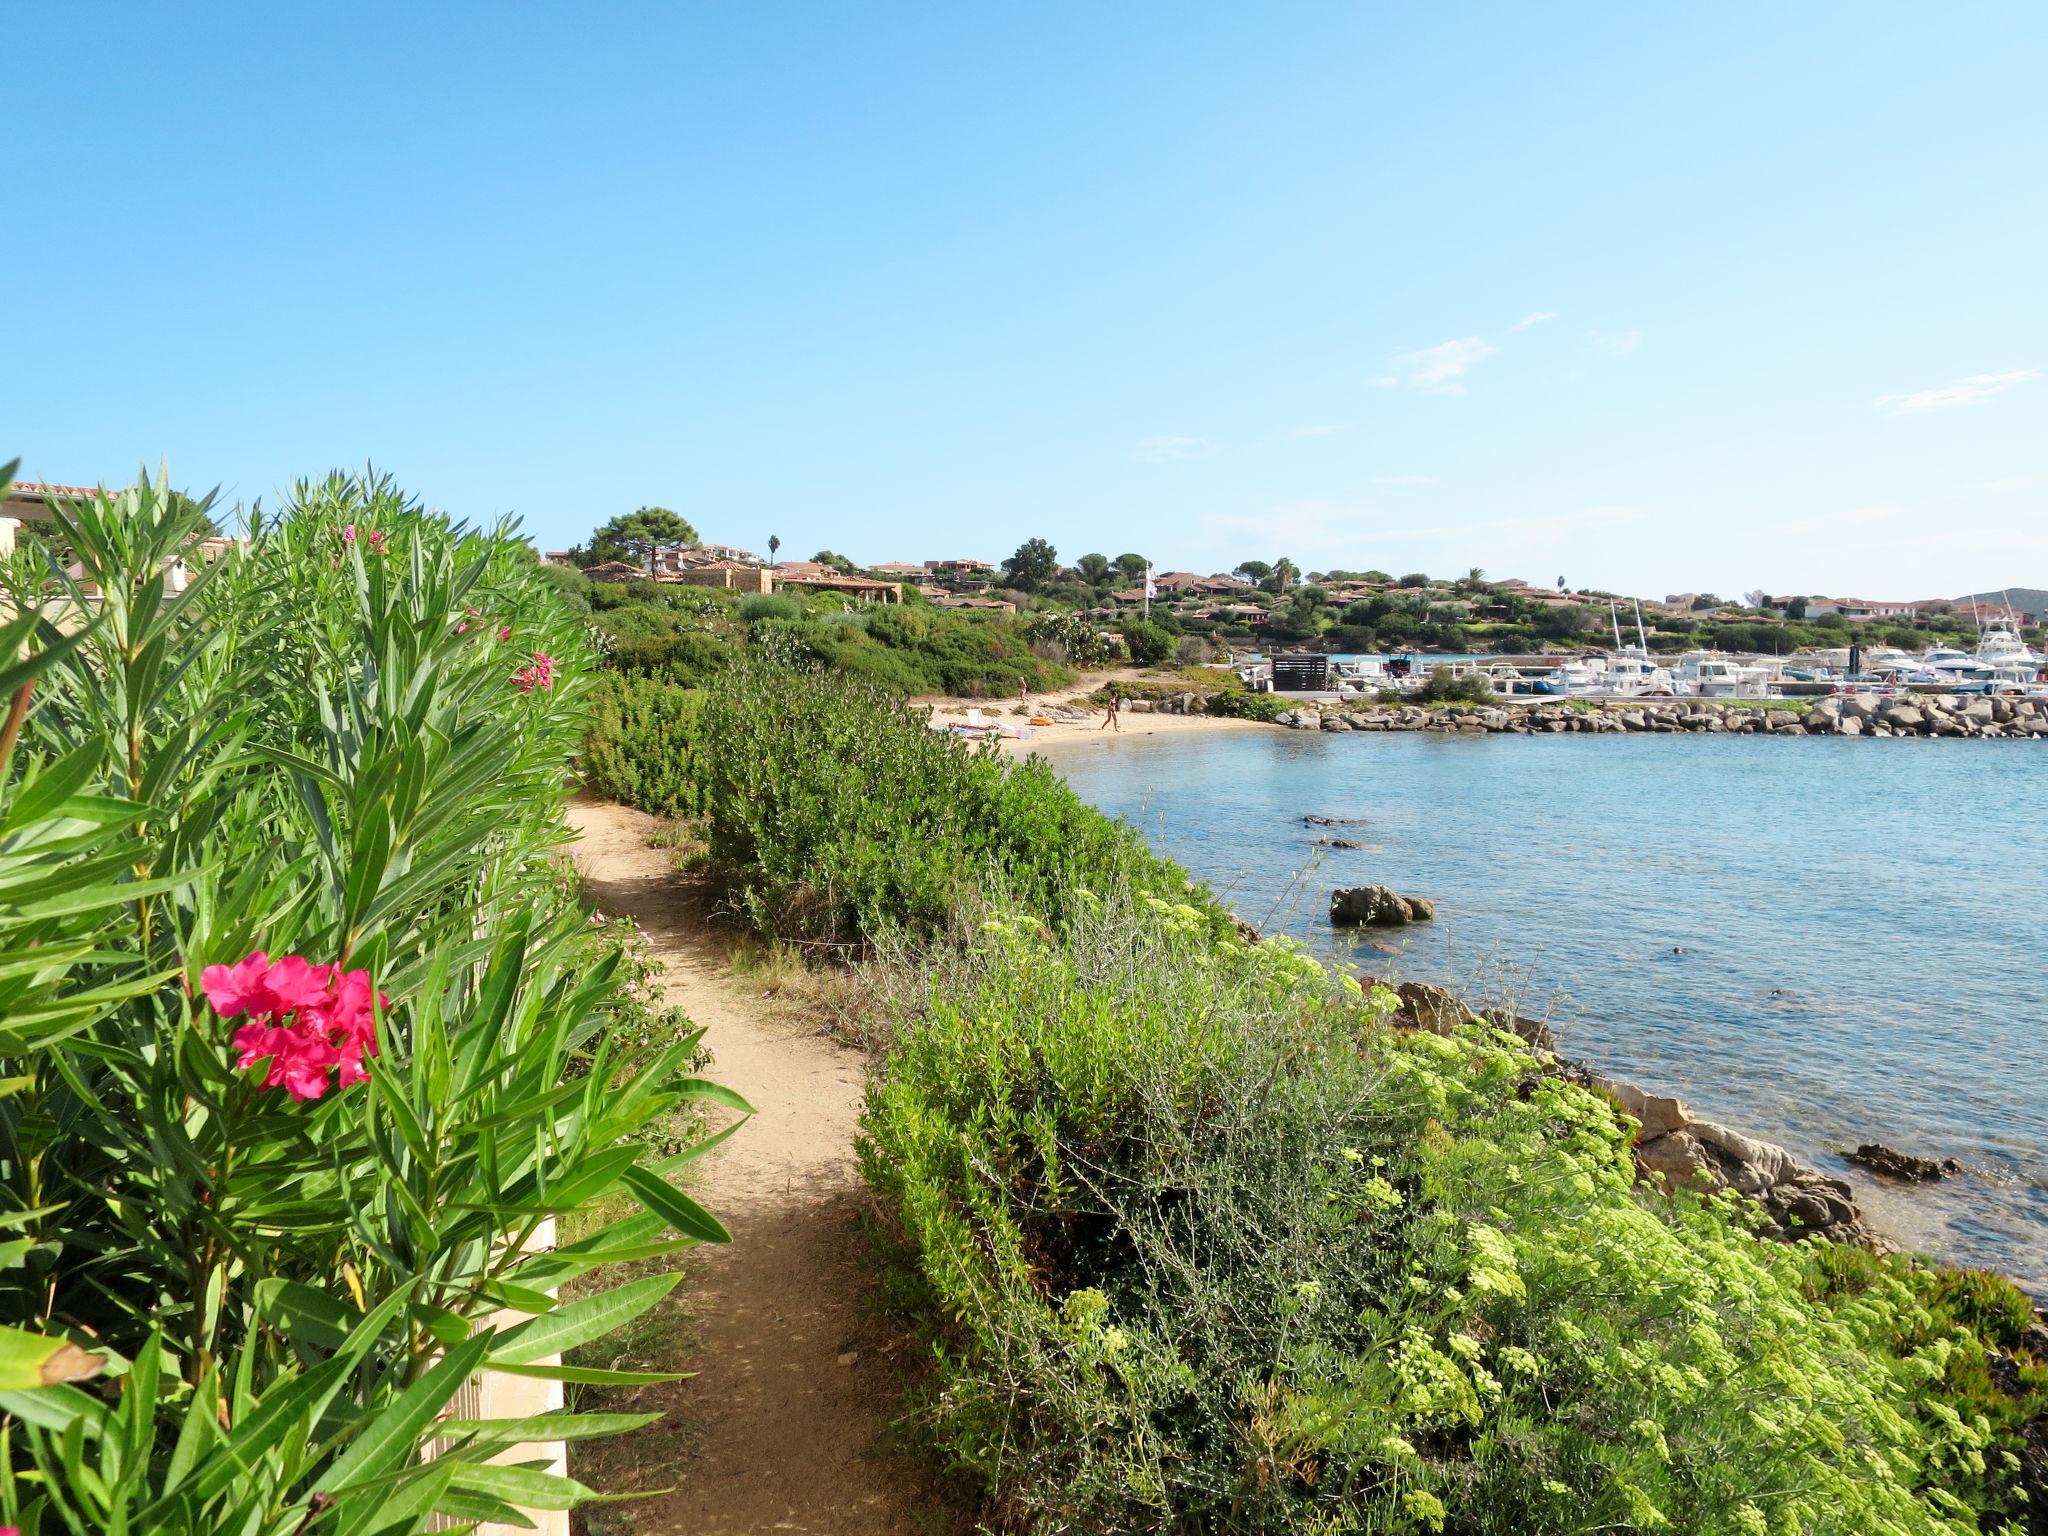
[1303,814,1365,827]
[1484,1009,1557,1053]
[1847,1142,1962,1182]
[1330,885,1432,925]
[1392,980,1473,1032]
[1636,1130,1711,1185]
[1592,1077,1692,1139]
[1838,715,1864,737]
[1688,1119,1798,1194]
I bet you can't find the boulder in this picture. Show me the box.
[1330,886,1433,925]
[1847,1142,1962,1182]
[1837,715,1864,737]
[1593,1077,1692,1139]
[1393,980,1473,1032]
[1687,1119,1798,1194]
[1636,1130,1711,1185]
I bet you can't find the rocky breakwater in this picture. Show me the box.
[1365,974,1881,1248]
[1272,692,2048,738]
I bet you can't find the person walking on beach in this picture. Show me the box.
[1018,676,1029,706]
[1099,689,1121,732]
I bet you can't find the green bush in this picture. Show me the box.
[862,901,2001,1534]
[1119,618,1173,664]
[739,592,802,623]
[0,467,739,1533]
[583,674,710,817]
[695,661,1225,947]
[1415,664,1494,704]
[1206,689,1292,722]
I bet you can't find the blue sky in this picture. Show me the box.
[6,3,2044,598]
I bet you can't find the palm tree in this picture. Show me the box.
[768,534,781,562]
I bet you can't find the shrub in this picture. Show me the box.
[1206,689,1292,722]
[1415,664,1494,704]
[740,592,803,623]
[0,467,738,1533]
[862,900,1998,1534]
[694,661,1226,947]
[1025,610,1117,668]
[583,674,710,817]
[1119,618,1173,665]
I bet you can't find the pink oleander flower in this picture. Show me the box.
[204,951,386,1102]
[340,524,357,544]
[513,651,558,693]
[498,624,512,642]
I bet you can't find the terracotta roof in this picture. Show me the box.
[8,481,99,499]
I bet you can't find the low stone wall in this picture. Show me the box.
[1272,692,2048,738]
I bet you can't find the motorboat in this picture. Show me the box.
[1673,652,1776,698]
[1975,616,2046,678]
[1594,601,1676,697]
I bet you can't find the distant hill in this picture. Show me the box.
[1954,588,2048,617]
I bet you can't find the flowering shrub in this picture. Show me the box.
[515,650,558,691]
[0,465,742,1533]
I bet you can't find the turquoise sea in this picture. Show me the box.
[1045,728,2048,1292]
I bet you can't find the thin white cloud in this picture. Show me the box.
[1592,328,1643,356]
[1511,311,1557,331]
[1385,336,1498,395]
[1287,424,1347,439]
[1133,433,1214,463]
[1372,473,1435,486]
[1876,369,2039,416]
[1979,474,2045,492]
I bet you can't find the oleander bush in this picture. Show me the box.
[694,661,1228,948]
[860,896,2011,1535]
[0,466,741,1533]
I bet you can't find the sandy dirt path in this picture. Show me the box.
[565,797,926,1536]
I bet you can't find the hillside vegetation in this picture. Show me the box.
[550,565,1077,697]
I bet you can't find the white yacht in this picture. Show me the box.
[1975,616,2045,678]
[1595,601,1676,697]
[1673,652,1776,698]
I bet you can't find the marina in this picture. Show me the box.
[1232,600,2048,704]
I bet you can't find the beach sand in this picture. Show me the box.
[916,696,1272,756]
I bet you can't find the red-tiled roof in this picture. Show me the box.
[8,481,99,499]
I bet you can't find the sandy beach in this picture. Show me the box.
[917,693,1271,756]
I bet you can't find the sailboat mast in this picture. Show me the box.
[1610,601,1623,650]
[1633,598,1649,650]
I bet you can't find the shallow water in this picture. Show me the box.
[1045,729,2048,1291]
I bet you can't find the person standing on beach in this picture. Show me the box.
[1018,676,1029,705]
[1099,690,1120,732]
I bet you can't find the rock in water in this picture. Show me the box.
[1847,1143,1962,1182]
[1330,885,1432,924]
